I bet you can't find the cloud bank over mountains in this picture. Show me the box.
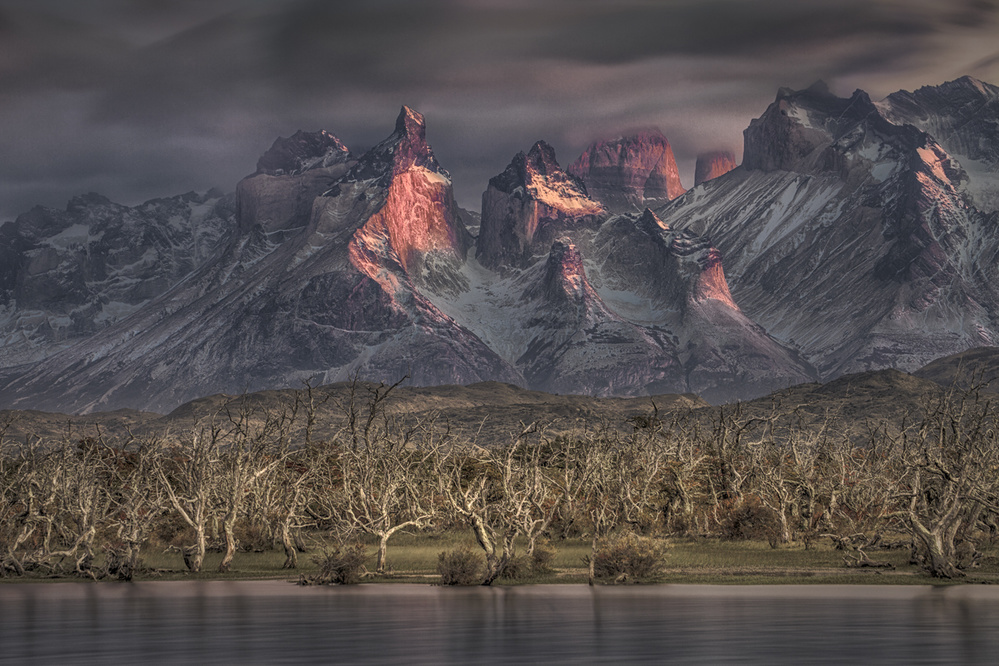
[1,0,998,219]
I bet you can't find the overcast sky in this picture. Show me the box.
[2,0,998,220]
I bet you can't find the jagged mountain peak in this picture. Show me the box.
[339,106,450,186]
[525,140,561,176]
[638,207,670,234]
[918,75,998,99]
[743,82,911,175]
[325,107,471,284]
[67,192,114,211]
[522,237,597,311]
[489,140,582,195]
[395,105,426,138]
[387,105,445,176]
[5,78,999,413]
[568,129,685,212]
[239,128,355,234]
[478,141,603,269]
[777,79,832,101]
[660,76,999,380]
[255,129,350,177]
[534,237,592,305]
[879,77,999,211]
[0,189,234,375]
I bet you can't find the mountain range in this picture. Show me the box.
[1,76,997,413]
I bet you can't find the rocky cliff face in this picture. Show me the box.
[236,130,354,235]
[255,129,349,177]
[660,79,999,378]
[694,151,738,186]
[0,107,517,413]
[879,76,999,212]
[514,237,687,396]
[2,78,998,413]
[477,141,603,269]
[343,106,471,289]
[588,208,815,402]
[742,81,906,176]
[568,130,685,212]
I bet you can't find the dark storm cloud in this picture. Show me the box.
[1,0,998,220]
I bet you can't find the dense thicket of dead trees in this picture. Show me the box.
[3,382,999,581]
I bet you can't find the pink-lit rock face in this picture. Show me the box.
[348,167,467,285]
[342,106,445,186]
[694,151,737,186]
[12,79,999,414]
[568,130,685,212]
[670,231,738,310]
[343,106,470,291]
[531,237,594,306]
[632,208,737,311]
[477,141,603,269]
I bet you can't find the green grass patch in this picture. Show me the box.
[8,532,999,585]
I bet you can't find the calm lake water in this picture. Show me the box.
[2,582,999,664]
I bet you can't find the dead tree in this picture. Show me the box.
[99,435,168,580]
[435,424,557,585]
[156,420,224,573]
[569,431,646,585]
[214,398,291,573]
[0,430,41,576]
[255,381,331,568]
[896,385,999,578]
[306,378,439,574]
[702,403,760,529]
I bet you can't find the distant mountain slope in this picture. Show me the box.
[658,79,999,379]
[913,345,999,392]
[0,365,947,450]
[879,76,999,212]
[0,380,706,448]
[0,191,233,370]
[1,78,998,413]
[0,109,519,413]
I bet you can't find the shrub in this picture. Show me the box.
[530,539,557,574]
[588,532,668,582]
[499,554,530,580]
[147,513,191,550]
[235,521,273,553]
[436,547,483,586]
[498,541,557,581]
[301,542,367,585]
[717,497,781,546]
[99,544,144,582]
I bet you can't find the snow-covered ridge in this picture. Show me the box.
[2,78,998,413]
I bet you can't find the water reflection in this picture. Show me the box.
[1,583,998,664]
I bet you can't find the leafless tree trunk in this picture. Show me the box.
[309,377,439,574]
[435,424,556,585]
[156,421,223,573]
[214,398,291,573]
[896,386,999,578]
